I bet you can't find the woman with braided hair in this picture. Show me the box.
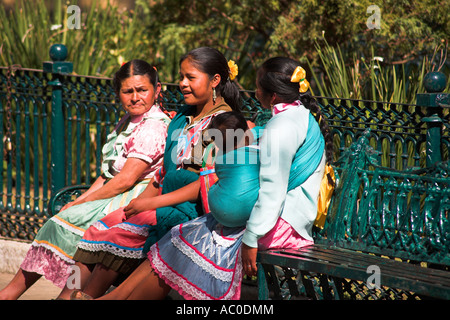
[0,59,171,300]
[241,56,334,277]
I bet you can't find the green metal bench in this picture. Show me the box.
[48,184,90,216]
[257,129,450,300]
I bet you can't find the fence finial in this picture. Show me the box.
[424,71,447,93]
[417,71,448,166]
[43,44,73,74]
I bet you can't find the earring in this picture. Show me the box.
[212,87,217,105]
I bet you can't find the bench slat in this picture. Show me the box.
[258,244,450,299]
[288,245,450,281]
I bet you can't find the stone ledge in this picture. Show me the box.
[0,238,31,274]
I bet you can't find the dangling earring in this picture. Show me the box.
[212,87,217,105]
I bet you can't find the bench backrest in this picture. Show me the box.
[315,129,450,267]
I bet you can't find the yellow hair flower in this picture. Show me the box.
[290,66,310,93]
[228,60,238,81]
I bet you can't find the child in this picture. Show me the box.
[62,47,241,300]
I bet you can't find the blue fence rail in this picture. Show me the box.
[0,44,448,240]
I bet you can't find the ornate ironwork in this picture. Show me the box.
[315,130,450,265]
[0,45,448,240]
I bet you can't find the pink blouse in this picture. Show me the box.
[102,105,171,181]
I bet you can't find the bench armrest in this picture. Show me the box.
[48,184,91,216]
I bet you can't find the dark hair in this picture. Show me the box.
[257,57,333,163]
[209,111,249,152]
[180,47,241,111]
[113,59,159,95]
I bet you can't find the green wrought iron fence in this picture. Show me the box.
[0,44,448,240]
[316,97,442,169]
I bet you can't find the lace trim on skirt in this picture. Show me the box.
[76,241,145,259]
[149,240,243,300]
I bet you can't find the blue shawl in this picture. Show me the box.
[208,114,324,227]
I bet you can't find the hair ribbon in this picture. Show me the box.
[290,66,310,93]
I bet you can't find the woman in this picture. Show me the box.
[0,59,171,300]
[81,57,333,300]
[65,47,241,300]
[241,57,333,277]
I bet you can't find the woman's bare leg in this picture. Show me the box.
[81,263,120,298]
[98,259,170,300]
[0,269,41,300]
[127,263,171,300]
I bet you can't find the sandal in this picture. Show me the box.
[70,290,93,300]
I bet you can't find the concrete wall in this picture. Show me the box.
[0,238,31,274]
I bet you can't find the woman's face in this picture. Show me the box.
[119,75,160,116]
[179,58,217,107]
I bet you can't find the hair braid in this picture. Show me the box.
[299,92,334,164]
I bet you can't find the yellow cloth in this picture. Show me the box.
[314,164,336,229]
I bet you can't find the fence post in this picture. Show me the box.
[416,71,448,167]
[43,44,73,196]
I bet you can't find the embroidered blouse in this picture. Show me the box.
[176,102,232,173]
[101,104,171,181]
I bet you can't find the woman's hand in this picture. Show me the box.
[123,179,201,220]
[122,179,161,219]
[123,197,156,219]
[60,201,76,212]
[241,243,258,277]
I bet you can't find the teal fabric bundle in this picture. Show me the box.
[209,146,260,227]
[145,111,324,251]
[209,113,324,227]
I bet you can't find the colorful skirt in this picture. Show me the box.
[20,180,149,288]
[73,207,157,275]
[148,215,314,300]
[148,214,245,300]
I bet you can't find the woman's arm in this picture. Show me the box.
[61,158,150,211]
[123,179,201,219]
[60,174,107,211]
